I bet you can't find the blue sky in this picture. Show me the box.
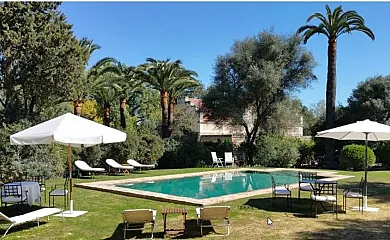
[60,2,390,107]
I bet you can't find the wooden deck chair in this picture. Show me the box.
[196,206,230,236]
[121,209,156,239]
[0,208,62,237]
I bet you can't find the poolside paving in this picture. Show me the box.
[75,168,354,206]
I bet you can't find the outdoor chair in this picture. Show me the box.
[24,175,46,203]
[121,209,157,239]
[1,182,28,207]
[311,181,338,218]
[298,172,317,201]
[106,159,134,174]
[271,175,292,207]
[0,208,63,237]
[211,152,223,168]
[343,177,365,214]
[224,152,234,167]
[49,178,69,210]
[196,206,231,236]
[126,159,155,170]
[74,160,105,178]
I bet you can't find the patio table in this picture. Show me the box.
[1,181,41,206]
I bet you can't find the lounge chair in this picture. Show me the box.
[224,152,234,167]
[211,152,223,168]
[196,206,230,236]
[106,159,134,174]
[0,208,63,237]
[126,159,155,170]
[74,160,105,177]
[121,209,157,239]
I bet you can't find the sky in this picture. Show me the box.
[60,2,390,108]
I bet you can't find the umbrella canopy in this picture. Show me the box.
[316,119,390,141]
[10,113,127,214]
[316,119,390,210]
[10,112,126,147]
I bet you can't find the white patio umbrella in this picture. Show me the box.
[10,113,127,217]
[316,119,390,211]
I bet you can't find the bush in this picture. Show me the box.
[158,132,210,169]
[374,142,390,167]
[339,144,376,170]
[254,135,300,167]
[295,139,316,167]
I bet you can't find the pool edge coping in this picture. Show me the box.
[75,168,354,206]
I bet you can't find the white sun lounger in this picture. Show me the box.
[75,160,105,173]
[105,159,134,174]
[0,208,62,237]
[127,159,155,170]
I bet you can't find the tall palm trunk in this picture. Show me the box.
[160,90,169,138]
[74,100,82,116]
[120,97,126,129]
[324,38,337,168]
[103,102,111,126]
[168,94,175,136]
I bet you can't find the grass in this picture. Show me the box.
[1,168,390,239]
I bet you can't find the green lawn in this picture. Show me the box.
[1,168,390,239]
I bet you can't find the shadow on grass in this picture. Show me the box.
[337,181,390,204]
[0,205,49,237]
[296,218,390,239]
[104,220,216,239]
[243,197,345,218]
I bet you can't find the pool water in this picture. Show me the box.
[117,171,300,199]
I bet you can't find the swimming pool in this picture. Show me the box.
[76,168,351,206]
[116,171,299,199]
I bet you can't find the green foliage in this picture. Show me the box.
[158,132,210,169]
[255,135,300,167]
[295,139,316,166]
[0,120,67,182]
[202,29,317,164]
[170,104,198,137]
[339,144,376,170]
[0,2,85,123]
[374,142,390,167]
[346,75,390,124]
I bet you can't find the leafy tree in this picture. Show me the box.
[170,104,199,137]
[297,4,375,168]
[346,75,390,124]
[139,58,199,138]
[202,30,317,165]
[0,2,85,123]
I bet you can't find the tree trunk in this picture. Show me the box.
[74,100,82,116]
[103,102,111,126]
[160,90,169,138]
[168,94,175,136]
[324,38,337,169]
[120,97,126,129]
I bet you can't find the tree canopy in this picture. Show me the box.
[202,29,317,164]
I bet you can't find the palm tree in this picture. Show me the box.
[139,58,198,138]
[297,5,375,168]
[167,69,200,135]
[94,62,141,129]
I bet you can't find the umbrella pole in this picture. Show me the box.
[68,144,73,213]
[364,133,368,209]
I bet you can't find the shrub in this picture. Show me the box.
[295,139,316,166]
[158,132,210,169]
[339,144,376,170]
[374,142,390,167]
[254,135,300,167]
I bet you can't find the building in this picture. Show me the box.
[177,97,303,144]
